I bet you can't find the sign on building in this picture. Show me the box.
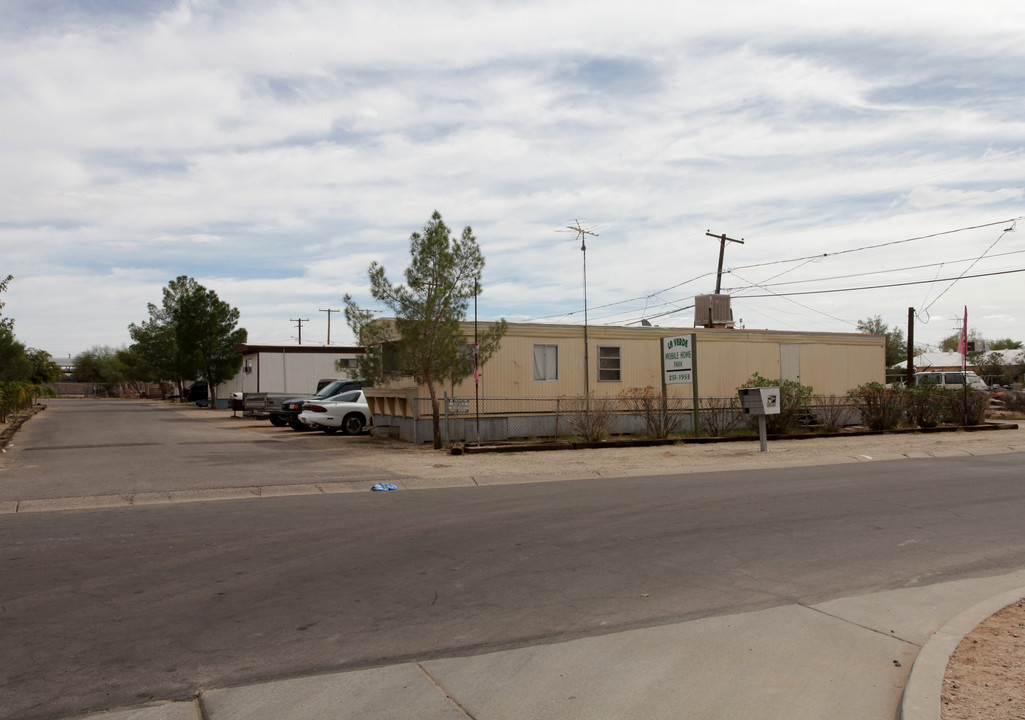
[662,335,694,384]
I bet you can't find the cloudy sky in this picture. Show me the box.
[2,0,1023,363]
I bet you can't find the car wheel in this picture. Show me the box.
[341,413,365,435]
[322,426,339,435]
[269,415,288,427]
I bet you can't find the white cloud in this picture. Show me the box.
[2,0,1025,360]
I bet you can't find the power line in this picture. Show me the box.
[521,216,1022,327]
[727,218,1017,274]
[728,270,855,327]
[919,220,1017,313]
[733,267,1025,299]
[724,248,1025,293]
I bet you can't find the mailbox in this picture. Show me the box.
[738,387,781,416]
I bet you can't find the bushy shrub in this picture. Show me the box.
[943,389,989,425]
[848,382,906,431]
[905,383,945,428]
[0,381,42,423]
[739,374,814,434]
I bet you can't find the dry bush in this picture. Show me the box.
[814,395,856,433]
[620,386,686,439]
[699,396,745,437]
[564,395,616,442]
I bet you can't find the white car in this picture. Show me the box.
[297,390,371,435]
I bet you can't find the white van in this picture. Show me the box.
[913,371,988,391]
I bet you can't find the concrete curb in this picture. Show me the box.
[899,586,1025,720]
[452,421,1019,455]
[0,480,385,514]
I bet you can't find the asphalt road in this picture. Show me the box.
[3,402,1025,720]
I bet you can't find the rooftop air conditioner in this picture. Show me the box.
[694,294,735,329]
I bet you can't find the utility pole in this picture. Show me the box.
[319,308,340,345]
[705,231,745,294]
[906,307,916,387]
[290,318,309,345]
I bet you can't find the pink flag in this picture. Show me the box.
[957,307,967,359]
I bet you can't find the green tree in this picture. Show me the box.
[73,346,126,385]
[127,301,181,388]
[938,329,985,353]
[129,277,247,406]
[165,276,246,408]
[0,328,32,382]
[26,348,62,384]
[0,274,13,333]
[989,338,1022,351]
[856,315,907,368]
[344,211,507,449]
[975,350,1025,387]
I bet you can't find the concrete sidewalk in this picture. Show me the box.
[73,570,1025,720]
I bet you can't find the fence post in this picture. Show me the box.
[444,391,449,449]
[555,397,560,439]
[412,393,418,445]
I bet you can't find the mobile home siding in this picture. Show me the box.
[233,344,364,395]
[377,322,884,402]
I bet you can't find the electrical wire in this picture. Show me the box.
[521,216,1022,327]
[728,270,855,326]
[726,218,1018,274]
[919,221,1017,313]
[734,266,1025,299]
[723,248,1025,293]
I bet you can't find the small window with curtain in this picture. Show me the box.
[533,344,558,381]
[598,346,621,382]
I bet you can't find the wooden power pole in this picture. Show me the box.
[705,231,745,294]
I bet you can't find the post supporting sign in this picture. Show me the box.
[661,334,699,437]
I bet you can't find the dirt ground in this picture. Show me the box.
[943,599,1025,719]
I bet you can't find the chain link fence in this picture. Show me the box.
[420,394,861,445]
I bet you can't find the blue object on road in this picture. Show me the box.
[371,483,397,491]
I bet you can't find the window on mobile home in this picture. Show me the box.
[598,346,621,381]
[533,344,558,381]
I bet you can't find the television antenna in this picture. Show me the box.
[557,219,605,401]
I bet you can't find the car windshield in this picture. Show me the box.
[332,391,361,403]
[313,382,347,399]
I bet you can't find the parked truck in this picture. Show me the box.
[243,378,341,426]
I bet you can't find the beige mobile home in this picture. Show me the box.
[364,321,884,442]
